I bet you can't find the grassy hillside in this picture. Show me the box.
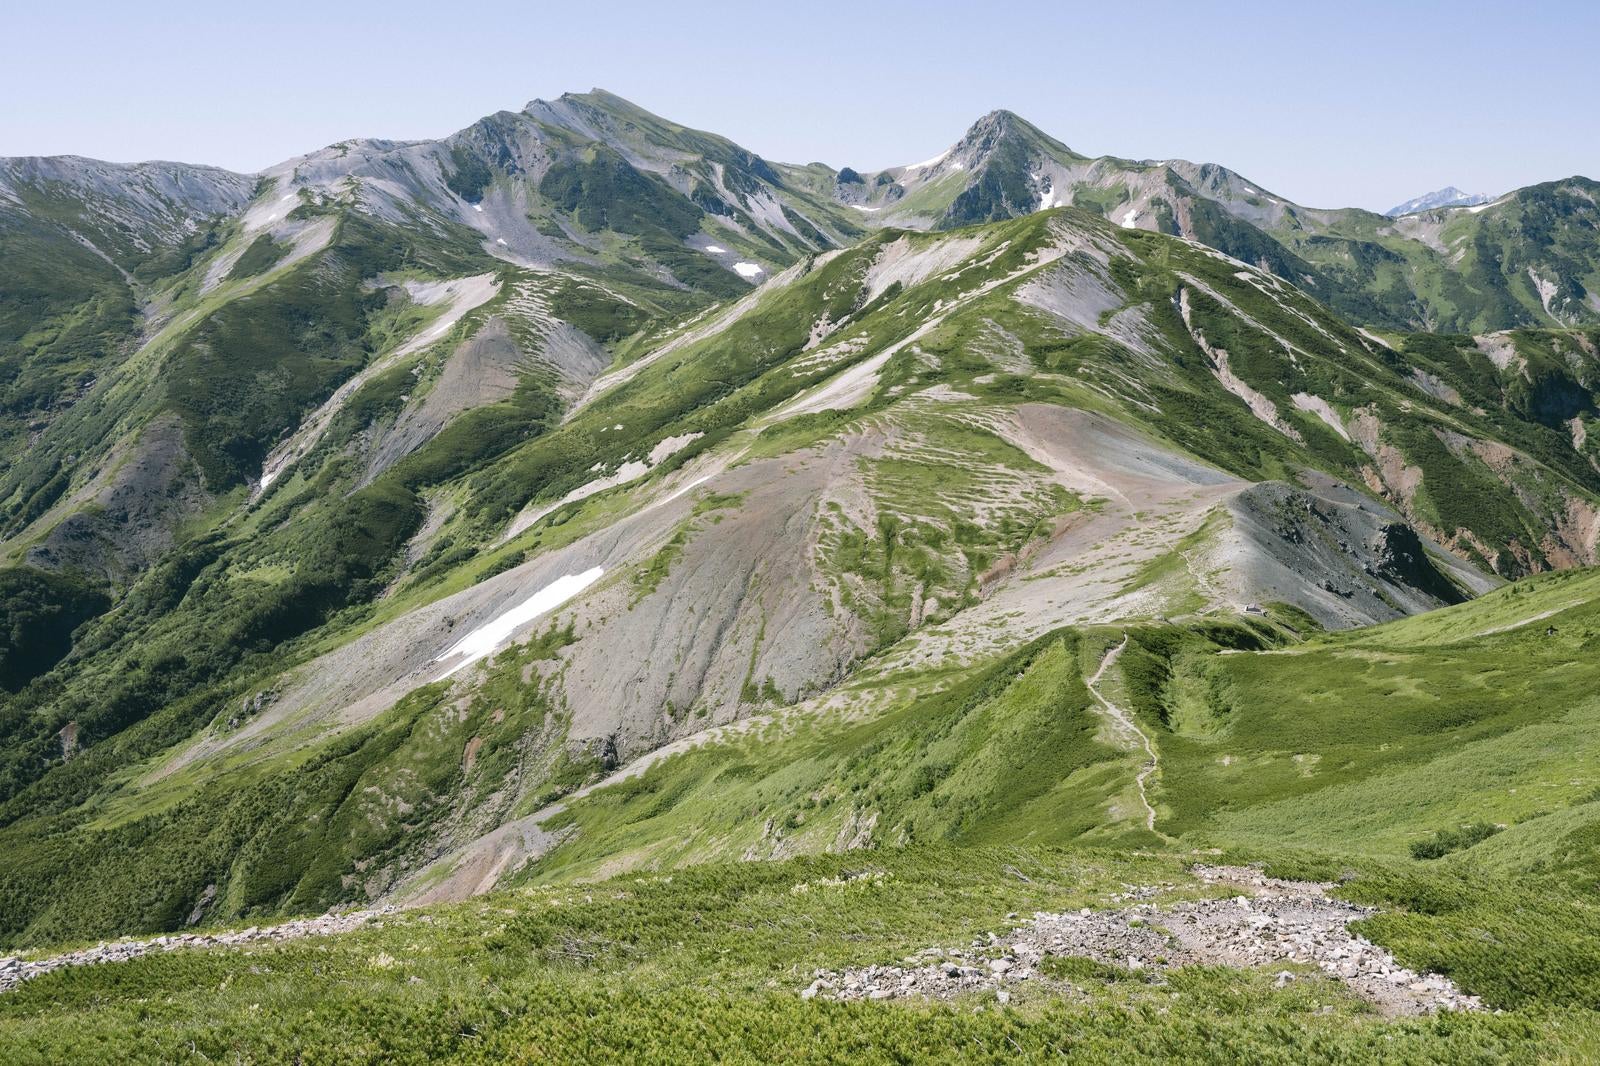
[4,844,1600,1062]
[12,550,1596,1059]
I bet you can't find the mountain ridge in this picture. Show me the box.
[8,90,1596,336]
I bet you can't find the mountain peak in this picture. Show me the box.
[950,108,1079,166]
[970,108,1024,129]
[524,87,643,120]
[959,109,1033,143]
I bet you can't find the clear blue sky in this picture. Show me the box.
[5,0,1596,212]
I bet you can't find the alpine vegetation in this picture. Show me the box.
[3,88,1600,1063]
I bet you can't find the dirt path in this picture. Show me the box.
[1085,634,1161,833]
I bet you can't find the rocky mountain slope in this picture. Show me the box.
[4,92,1595,595]
[0,90,882,591]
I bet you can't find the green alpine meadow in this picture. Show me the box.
[3,61,1600,1063]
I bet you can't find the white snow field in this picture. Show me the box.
[433,567,605,679]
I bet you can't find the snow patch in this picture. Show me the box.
[472,204,483,213]
[1120,208,1139,228]
[733,262,764,278]
[657,474,711,508]
[433,568,604,680]
[704,244,728,253]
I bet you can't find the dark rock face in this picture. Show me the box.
[1371,523,1468,605]
[1222,480,1488,628]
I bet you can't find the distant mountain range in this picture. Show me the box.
[1385,186,1493,217]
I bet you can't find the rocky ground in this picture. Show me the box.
[802,865,1483,1016]
[0,909,387,995]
